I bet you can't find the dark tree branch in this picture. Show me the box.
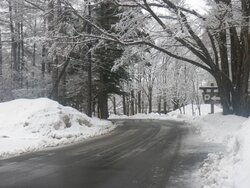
[208,32,219,67]
[24,0,45,11]
[123,40,212,73]
[162,0,215,67]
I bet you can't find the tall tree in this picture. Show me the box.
[8,0,17,71]
[93,0,128,119]
[86,2,92,117]
[73,0,250,117]
[0,30,2,77]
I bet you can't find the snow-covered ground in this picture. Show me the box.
[192,113,250,188]
[170,104,250,188]
[0,98,115,159]
[168,104,222,118]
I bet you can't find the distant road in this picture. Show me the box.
[0,119,213,188]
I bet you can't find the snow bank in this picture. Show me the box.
[0,98,115,159]
[194,113,246,143]
[161,104,250,188]
[193,113,250,188]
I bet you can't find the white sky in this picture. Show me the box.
[185,0,207,13]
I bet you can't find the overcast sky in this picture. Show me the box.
[186,0,207,13]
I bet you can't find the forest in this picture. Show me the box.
[0,0,249,118]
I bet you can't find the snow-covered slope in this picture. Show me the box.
[164,104,250,188]
[0,98,115,159]
[191,113,250,188]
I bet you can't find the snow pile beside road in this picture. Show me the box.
[0,98,115,159]
[194,113,246,143]
[194,113,250,188]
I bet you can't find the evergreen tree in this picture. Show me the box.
[93,0,129,119]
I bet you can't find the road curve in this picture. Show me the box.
[0,119,212,188]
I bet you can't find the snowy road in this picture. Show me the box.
[0,120,215,188]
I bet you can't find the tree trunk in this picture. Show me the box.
[0,30,2,101]
[93,99,96,116]
[173,99,179,111]
[98,93,109,119]
[130,90,135,115]
[86,2,92,117]
[126,96,130,116]
[182,104,185,114]
[158,95,161,114]
[51,57,59,100]
[191,101,195,116]
[20,17,24,88]
[9,1,17,71]
[148,86,153,113]
[163,101,167,114]
[33,18,37,66]
[61,73,67,105]
[16,10,21,73]
[122,94,127,115]
[163,92,167,114]
[0,30,2,77]
[49,57,70,100]
[47,0,54,74]
[137,91,141,113]
[41,14,46,77]
[135,98,138,114]
[212,0,250,117]
[142,100,145,113]
[113,96,116,115]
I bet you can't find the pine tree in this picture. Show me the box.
[93,0,129,119]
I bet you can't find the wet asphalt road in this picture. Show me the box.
[0,119,214,188]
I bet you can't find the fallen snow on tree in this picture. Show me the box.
[0,98,115,159]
